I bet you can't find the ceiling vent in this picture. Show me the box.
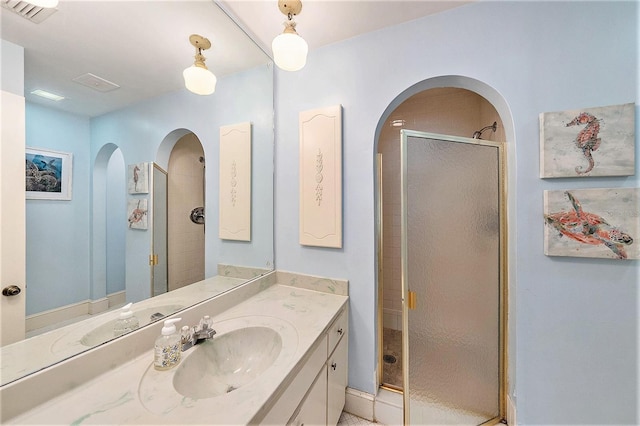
[72,73,120,93]
[1,0,57,24]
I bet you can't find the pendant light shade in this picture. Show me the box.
[272,30,308,71]
[183,66,217,96]
[272,0,307,72]
[183,34,217,96]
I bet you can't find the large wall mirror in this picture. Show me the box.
[0,1,273,386]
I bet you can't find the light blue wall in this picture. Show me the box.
[274,2,638,424]
[106,148,126,295]
[91,64,274,303]
[25,103,91,315]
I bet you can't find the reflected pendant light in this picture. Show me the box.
[272,0,308,71]
[183,34,217,95]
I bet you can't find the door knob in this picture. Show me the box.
[2,285,22,296]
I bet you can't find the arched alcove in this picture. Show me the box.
[373,75,516,423]
[91,143,125,307]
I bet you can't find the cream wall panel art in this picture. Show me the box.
[219,122,251,241]
[299,105,343,248]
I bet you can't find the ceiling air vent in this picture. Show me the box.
[1,0,57,24]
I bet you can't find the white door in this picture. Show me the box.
[0,90,26,345]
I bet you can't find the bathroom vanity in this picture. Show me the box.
[1,271,349,425]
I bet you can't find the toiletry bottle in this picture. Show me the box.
[154,318,182,371]
[113,302,140,337]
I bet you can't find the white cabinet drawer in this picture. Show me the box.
[327,308,347,357]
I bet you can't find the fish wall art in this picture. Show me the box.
[544,188,639,260]
[539,102,635,178]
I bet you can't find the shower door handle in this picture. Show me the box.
[407,290,417,310]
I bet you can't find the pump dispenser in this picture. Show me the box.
[113,302,139,337]
[154,318,182,370]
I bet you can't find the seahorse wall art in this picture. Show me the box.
[543,188,639,260]
[539,102,635,178]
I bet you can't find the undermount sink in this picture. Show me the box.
[173,326,282,399]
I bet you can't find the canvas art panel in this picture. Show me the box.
[539,102,635,178]
[127,198,148,230]
[128,162,149,194]
[543,187,639,260]
[299,105,343,248]
[25,147,73,200]
[219,122,252,241]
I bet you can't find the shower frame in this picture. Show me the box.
[399,130,508,425]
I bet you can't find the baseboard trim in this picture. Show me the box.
[26,292,126,332]
[88,298,109,315]
[344,387,404,424]
[344,387,375,421]
[26,301,88,332]
[107,291,126,308]
[507,394,517,425]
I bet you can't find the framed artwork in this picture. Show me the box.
[128,163,149,194]
[25,147,73,200]
[539,102,635,178]
[299,104,343,248]
[544,188,639,260]
[127,198,148,230]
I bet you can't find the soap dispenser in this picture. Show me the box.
[113,302,140,337]
[154,318,182,371]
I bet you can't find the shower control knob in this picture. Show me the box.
[2,285,21,296]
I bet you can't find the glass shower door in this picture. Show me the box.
[400,130,504,425]
[151,163,168,297]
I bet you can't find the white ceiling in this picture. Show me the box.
[1,0,470,118]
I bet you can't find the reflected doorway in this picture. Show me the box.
[167,133,206,291]
[105,148,126,299]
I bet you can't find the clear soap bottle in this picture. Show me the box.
[113,302,139,337]
[154,318,182,371]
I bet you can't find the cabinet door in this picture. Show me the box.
[290,365,328,426]
[327,336,348,426]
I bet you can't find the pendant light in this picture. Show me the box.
[183,34,217,96]
[272,0,308,71]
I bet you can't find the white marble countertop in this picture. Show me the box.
[7,282,348,425]
[0,275,247,387]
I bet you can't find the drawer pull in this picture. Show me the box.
[331,362,337,371]
[337,328,343,335]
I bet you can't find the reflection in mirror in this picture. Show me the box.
[0,1,274,386]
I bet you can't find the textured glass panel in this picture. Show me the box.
[406,136,500,424]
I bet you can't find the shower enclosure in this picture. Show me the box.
[400,130,506,425]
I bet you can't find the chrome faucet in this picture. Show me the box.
[180,315,216,351]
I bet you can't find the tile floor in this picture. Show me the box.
[382,327,402,388]
[338,411,379,425]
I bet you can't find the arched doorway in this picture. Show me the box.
[375,77,514,425]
